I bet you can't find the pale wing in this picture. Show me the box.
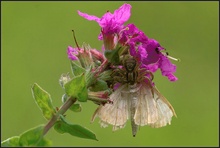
[134,82,159,126]
[91,84,130,131]
[149,87,177,128]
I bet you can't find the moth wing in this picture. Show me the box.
[134,82,176,128]
[134,83,159,126]
[91,84,130,131]
[149,86,177,128]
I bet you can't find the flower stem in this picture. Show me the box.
[43,97,77,136]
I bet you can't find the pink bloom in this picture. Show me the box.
[78,3,131,40]
[76,3,178,82]
[120,24,149,63]
[141,39,178,81]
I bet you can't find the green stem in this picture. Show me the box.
[43,97,77,136]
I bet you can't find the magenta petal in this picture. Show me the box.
[159,55,177,81]
[98,32,103,40]
[137,45,147,61]
[166,73,178,81]
[67,46,78,61]
[114,3,132,24]
[142,39,161,65]
[160,56,176,73]
[77,11,100,22]
[142,63,159,73]
[99,12,113,27]
[129,42,137,57]
[126,24,139,34]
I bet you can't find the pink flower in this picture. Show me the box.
[76,3,178,82]
[121,24,149,63]
[78,3,131,38]
[141,39,178,81]
[78,4,132,50]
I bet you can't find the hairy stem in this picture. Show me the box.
[43,97,77,136]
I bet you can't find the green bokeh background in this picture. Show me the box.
[1,1,218,146]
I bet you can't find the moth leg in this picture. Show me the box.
[146,70,154,81]
[138,69,154,81]
[110,68,124,77]
[110,68,127,88]
[136,69,154,97]
[112,76,125,86]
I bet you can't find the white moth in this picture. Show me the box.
[91,82,176,136]
[91,56,177,137]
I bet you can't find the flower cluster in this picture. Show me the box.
[66,3,179,101]
[69,3,178,82]
[66,3,178,136]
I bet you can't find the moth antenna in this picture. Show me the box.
[71,30,81,51]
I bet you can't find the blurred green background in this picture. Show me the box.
[1,1,218,146]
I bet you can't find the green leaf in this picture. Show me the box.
[19,125,51,146]
[71,60,95,88]
[64,73,88,102]
[1,136,20,147]
[71,60,86,76]
[69,103,82,112]
[31,83,56,120]
[89,79,109,92]
[35,138,52,146]
[54,115,98,141]
[104,48,121,65]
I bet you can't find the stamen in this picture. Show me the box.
[167,55,181,62]
[116,27,130,47]
[161,51,180,62]
[119,27,129,34]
